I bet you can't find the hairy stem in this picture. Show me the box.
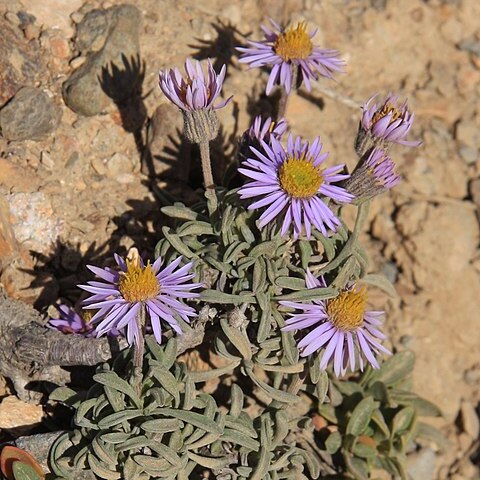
[132,304,146,393]
[277,66,298,120]
[199,140,218,215]
[320,200,371,275]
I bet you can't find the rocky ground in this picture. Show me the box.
[0,0,479,478]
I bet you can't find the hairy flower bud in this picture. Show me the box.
[344,147,400,202]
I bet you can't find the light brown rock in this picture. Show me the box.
[0,396,43,431]
[460,399,480,440]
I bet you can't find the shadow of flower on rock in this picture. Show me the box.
[24,238,124,311]
[189,19,248,76]
[99,54,154,177]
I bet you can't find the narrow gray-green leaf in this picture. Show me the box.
[147,443,183,467]
[177,221,213,237]
[162,227,197,258]
[369,351,415,386]
[273,287,337,302]
[230,384,244,418]
[161,205,199,220]
[200,289,255,305]
[361,273,398,298]
[275,276,306,290]
[221,428,260,451]
[155,408,223,434]
[93,372,142,409]
[101,432,132,444]
[186,452,230,469]
[417,422,450,450]
[150,367,180,404]
[11,462,43,480]
[189,360,240,382]
[247,369,300,404]
[115,436,152,453]
[391,406,416,436]
[140,418,182,433]
[220,318,252,360]
[316,371,329,404]
[344,453,369,480]
[97,409,143,429]
[249,241,277,258]
[346,397,374,435]
[250,448,273,480]
[87,453,121,480]
[325,431,342,454]
[371,409,390,438]
[389,389,442,417]
[352,442,377,458]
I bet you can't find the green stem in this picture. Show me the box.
[320,200,371,275]
[199,140,218,215]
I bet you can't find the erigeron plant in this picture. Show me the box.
[48,19,442,480]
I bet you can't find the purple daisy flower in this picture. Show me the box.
[49,304,94,336]
[238,133,353,239]
[359,93,422,147]
[159,58,232,112]
[345,147,401,201]
[238,115,288,162]
[237,20,345,95]
[79,254,202,347]
[281,271,391,376]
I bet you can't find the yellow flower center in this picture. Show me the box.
[118,258,160,303]
[326,287,367,332]
[372,103,402,126]
[274,22,313,61]
[279,156,323,198]
[82,311,94,324]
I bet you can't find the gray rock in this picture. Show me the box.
[407,448,437,480]
[0,87,62,141]
[470,178,480,212]
[75,8,110,53]
[458,39,480,57]
[459,146,478,165]
[0,16,43,107]
[63,4,142,116]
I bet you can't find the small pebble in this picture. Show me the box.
[70,56,86,69]
[40,151,55,170]
[460,399,479,440]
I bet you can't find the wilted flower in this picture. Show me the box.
[344,147,401,202]
[49,304,93,336]
[238,115,288,162]
[159,58,232,142]
[281,271,391,376]
[238,134,353,239]
[80,254,201,346]
[237,20,345,95]
[356,93,422,153]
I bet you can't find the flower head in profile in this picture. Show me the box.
[159,58,232,143]
[159,58,231,112]
[359,93,422,148]
[281,271,391,376]
[238,134,353,239]
[238,115,288,162]
[237,20,345,95]
[49,304,94,336]
[79,252,201,346]
[345,147,401,202]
